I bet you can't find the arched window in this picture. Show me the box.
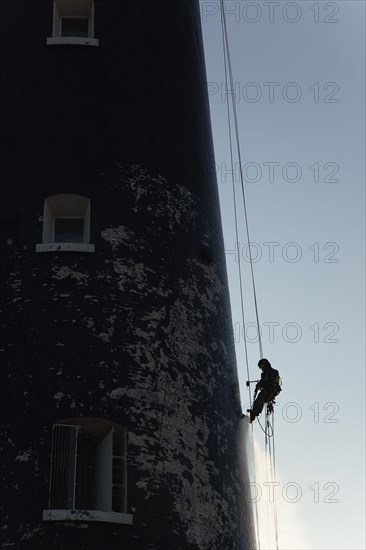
[36,194,95,253]
[47,0,99,46]
[43,418,132,525]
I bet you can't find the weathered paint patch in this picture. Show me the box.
[2,163,253,549]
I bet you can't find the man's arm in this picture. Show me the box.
[255,373,265,391]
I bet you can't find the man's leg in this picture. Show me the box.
[249,391,269,422]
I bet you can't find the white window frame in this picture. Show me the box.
[47,0,99,47]
[43,418,132,526]
[36,194,95,253]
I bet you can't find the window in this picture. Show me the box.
[36,194,95,253]
[61,17,89,38]
[43,418,132,525]
[54,218,84,243]
[47,0,99,46]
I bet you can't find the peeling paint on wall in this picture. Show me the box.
[2,105,253,550]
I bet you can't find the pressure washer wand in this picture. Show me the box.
[246,380,259,387]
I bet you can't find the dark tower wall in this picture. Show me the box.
[0,1,256,548]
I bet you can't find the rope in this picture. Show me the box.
[257,414,274,438]
[264,419,270,550]
[219,0,253,409]
[219,0,263,360]
[219,2,261,547]
[267,412,279,550]
[219,4,281,548]
[272,412,280,549]
[259,406,280,550]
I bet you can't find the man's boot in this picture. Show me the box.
[247,409,256,423]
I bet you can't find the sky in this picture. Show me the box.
[200,1,366,549]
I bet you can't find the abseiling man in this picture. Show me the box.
[248,358,281,423]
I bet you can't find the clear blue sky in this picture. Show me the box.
[200,1,365,548]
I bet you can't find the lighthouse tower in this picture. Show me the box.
[0,1,256,548]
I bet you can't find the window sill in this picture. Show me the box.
[43,509,133,525]
[46,37,99,47]
[36,243,95,253]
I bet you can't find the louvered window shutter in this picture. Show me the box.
[49,424,79,509]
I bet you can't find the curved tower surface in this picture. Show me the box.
[0,1,256,548]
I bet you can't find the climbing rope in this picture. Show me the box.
[219,0,263,360]
[268,415,279,550]
[271,412,280,550]
[219,2,280,548]
[219,0,253,408]
[264,424,270,550]
[257,413,274,439]
[219,5,262,548]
